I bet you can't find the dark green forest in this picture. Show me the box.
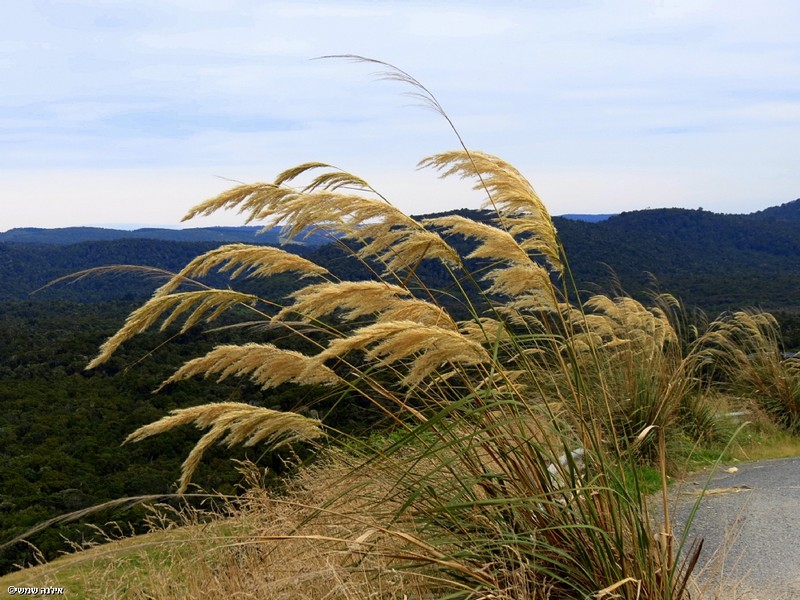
[2,200,799,574]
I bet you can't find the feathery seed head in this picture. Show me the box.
[424,216,558,304]
[124,402,323,493]
[507,287,560,313]
[308,320,490,388]
[494,306,546,330]
[582,295,678,356]
[160,343,340,390]
[182,183,296,224]
[184,160,459,276]
[483,263,556,304]
[420,150,562,273]
[377,298,457,329]
[87,290,259,369]
[274,161,375,194]
[358,227,461,272]
[425,215,531,265]
[275,281,412,322]
[458,318,511,345]
[156,244,329,296]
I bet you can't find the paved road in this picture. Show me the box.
[673,456,800,598]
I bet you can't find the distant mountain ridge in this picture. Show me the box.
[0,225,332,246]
[2,199,800,314]
[0,214,616,243]
[3,200,797,245]
[749,199,800,222]
[557,213,614,223]
[552,200,800,312]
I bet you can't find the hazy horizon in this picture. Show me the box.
[5,201,799,235]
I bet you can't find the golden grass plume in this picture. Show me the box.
[309,320,490,388]
[275,280,412,322]
[158,343,341,391]
[420,150,562,273]
[87,290,259,369]
[156,243,329,296]
[183,176,459,276]
[124,403,324,493]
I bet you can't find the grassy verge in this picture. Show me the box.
[0,522,250,599]
[695,420,800,466]
[677,399,800,475]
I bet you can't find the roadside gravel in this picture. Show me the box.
[673,456,800,598]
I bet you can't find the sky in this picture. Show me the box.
[2,0,800,230]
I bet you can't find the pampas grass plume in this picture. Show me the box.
[124,403,324,493]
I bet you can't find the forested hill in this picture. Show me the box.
[412,201,800,313]
[2,199,800,313]
[748,198,800,222]
[0,239,227,301]
[553,203,800,311]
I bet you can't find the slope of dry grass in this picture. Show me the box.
[1,455,450,599]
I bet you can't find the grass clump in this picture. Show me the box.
[15,59,800,598]
[700,310,800,431]
[81,149,702,596]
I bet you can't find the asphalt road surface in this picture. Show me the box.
[673,456,800,598]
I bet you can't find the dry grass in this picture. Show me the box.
[1,456,461,600]
[158,343,341,391]
[699,311,800,431]
[7,451,797,600]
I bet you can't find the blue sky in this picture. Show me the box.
[2,0,799,229]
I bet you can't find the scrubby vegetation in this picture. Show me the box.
[3,62,800,598]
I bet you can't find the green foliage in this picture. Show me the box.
[555,208,800,323]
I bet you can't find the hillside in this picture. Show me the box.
[554,204,800,312]
[750,198,800,222]
[419,202,800,314]
[0,238,369,304]
[0,239,225,300]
